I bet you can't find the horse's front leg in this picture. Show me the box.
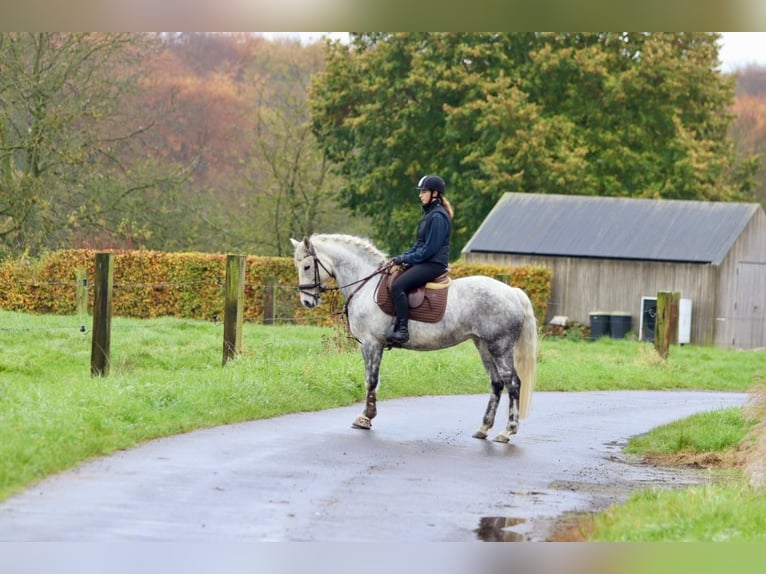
[352,341,383,430]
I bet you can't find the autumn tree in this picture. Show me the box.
[136,33,368,256]
[239,38,370,256]
[127,33,255,252]
[730,65,766,210]
[0,33,192,257]
[310,32,757,258]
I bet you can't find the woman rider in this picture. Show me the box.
[386,174,454,345]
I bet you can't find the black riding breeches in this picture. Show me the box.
[390,262,446,321]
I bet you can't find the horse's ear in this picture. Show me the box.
[290,238,300,250]
[302,236,315,255]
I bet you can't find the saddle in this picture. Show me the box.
[374,265,451,323]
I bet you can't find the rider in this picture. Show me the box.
[386,174,454,345]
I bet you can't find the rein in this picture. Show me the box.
[340,262,394,316]
[299,249,393,316]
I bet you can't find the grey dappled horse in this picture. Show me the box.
[290,234,537,443]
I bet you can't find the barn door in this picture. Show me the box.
[734,262,766,349]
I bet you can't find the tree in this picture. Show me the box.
[310,32,756,259]
[240,39,369,256]
[0,33,191,257]
[126,34,254,252]
[133,33,368,256]
[730,65,766,210]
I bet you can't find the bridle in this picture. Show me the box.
[298,247,393,313]
[297,246,336,305]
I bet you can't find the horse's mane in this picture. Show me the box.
[311,233,388,263]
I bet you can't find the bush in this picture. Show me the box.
[0,249,552,326]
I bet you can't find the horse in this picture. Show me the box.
[290,234,537,443]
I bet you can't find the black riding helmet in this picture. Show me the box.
[415,174,445,195]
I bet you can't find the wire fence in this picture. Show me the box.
[0,277,339,325]
[0,289,352,371]
[3,276,752,334]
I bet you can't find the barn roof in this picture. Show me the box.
[462,193,760,265]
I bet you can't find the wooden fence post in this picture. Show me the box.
[263,276,276,325]
[76,269,88,316]
[90,253,114,377]
[222,254,246,366]
[654,291,680,359]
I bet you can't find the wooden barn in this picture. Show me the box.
[461,193,766,349]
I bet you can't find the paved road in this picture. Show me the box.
[0,391,748,542]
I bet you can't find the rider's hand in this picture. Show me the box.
[392,256,404,265]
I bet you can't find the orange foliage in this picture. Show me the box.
[731,67,766,206]
[0,250,552,328]
[731,95,766,152]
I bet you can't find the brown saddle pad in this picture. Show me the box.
[374,266,451,323]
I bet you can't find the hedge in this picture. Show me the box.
[0,250,552,327]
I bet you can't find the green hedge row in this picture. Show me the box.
[0,250,552,327]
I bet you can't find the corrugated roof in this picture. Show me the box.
[462,193,759,265]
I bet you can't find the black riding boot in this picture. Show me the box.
[386,292,410,345]
[386,317,409,345]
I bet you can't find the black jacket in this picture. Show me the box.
[400,200,451,267]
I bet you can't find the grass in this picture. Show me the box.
[588,483,766,542]
[1,310,765,540]
[0,311,490,500]
[552,400,766,542]
[624,407,755,455]
[537,336,764,392]
[582,388,765,542]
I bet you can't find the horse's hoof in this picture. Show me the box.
[352,415,372,430]
[472,430,488,440]
[493,433,511,443]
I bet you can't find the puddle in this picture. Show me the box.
[474,516,527,542]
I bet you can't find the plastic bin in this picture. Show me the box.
[609,312,632,339]
[589,312,611,341]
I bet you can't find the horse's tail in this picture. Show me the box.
[514,288,538,418]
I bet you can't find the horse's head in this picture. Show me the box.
[290,236,333,308]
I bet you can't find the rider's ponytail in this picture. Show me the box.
[440,196,454,220]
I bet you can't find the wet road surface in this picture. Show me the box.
[0,391,748,541]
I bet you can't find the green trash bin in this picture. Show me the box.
[589,312,611,341]
[609,312,632,339]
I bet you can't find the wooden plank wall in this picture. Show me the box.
[715,208,766,348]
[463,252,717,345]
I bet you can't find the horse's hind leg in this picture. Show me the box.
[472,340,503,440]
[472,339,521,443]
[352,341,383,430]
[494,367,521,443]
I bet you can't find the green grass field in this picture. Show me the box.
[1,310,764,540]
